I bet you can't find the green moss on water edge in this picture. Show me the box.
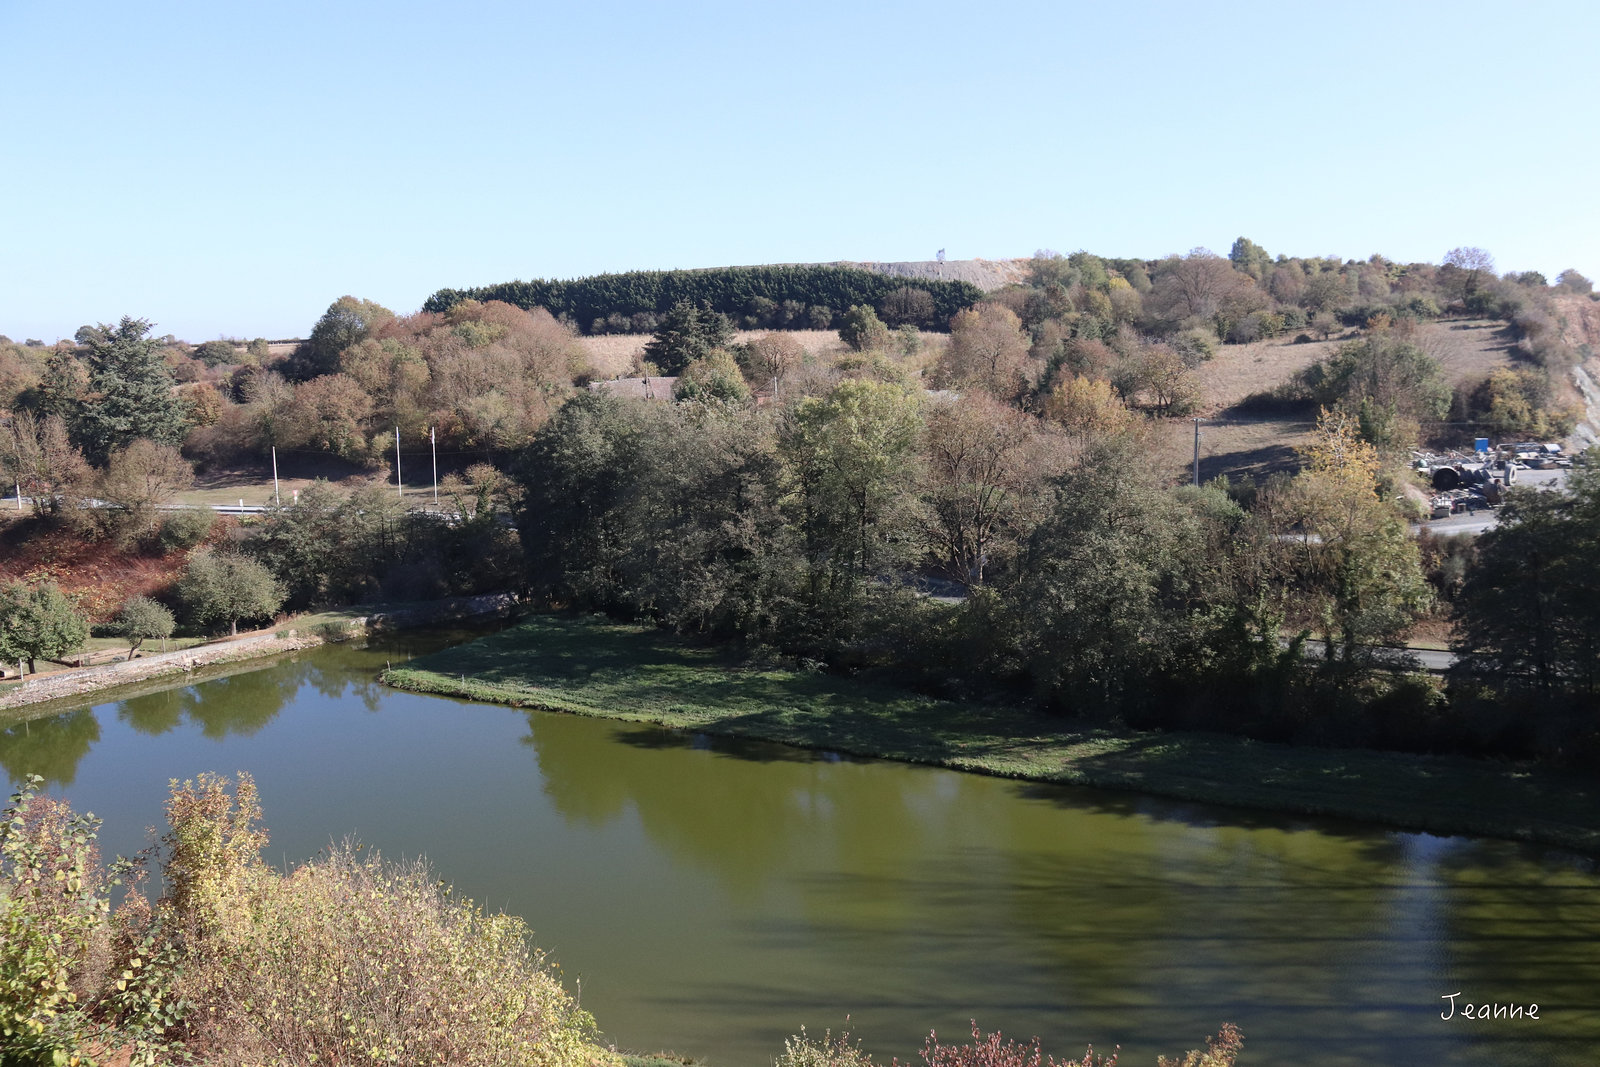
[382,614,1600,854]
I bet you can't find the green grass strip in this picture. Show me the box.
[383,614,1600,853]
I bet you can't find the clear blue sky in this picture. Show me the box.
[3,0,1596,342]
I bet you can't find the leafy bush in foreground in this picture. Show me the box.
[1,775,119,1062]
[777,1021,1243,1067]
[1,773,612,1067]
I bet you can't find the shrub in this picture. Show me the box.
[918,1022,1121,1067]
[2,774,612,1067]
[0,775,114,1062]
[778,1027,875,1067]
[312,618,360,642]
[193,340,238,367]
[675,351,751,404]
[777,1022,1243,1067]
[839,305,890,352]
[152,774,606,1067]
[1170,328,1215,366]
[1156,1025,1243,1067]
[158,507,215,550]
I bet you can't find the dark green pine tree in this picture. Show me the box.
[73,316,192,463]
[642,300,734,376]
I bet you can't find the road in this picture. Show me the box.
[1295,639,1458,673]
[4,498,461,519]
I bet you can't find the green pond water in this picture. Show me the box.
[1,629,1596,1065]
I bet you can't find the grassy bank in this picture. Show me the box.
[383,615,1600,853]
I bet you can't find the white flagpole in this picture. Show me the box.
[395,426,402,499]
[431,427,438,506]
[272,446,281,506]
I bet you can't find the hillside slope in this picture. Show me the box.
[1155,317,1542,482]
[832,258,1027,292]
[0,514,230,622]
[1551,292,1600,447]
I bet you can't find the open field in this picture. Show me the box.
[1192,317,1519,415]
[178,458,373,508]
[1413,318,1523,384]
[384,614,1600,853]
[580,328,867,378]
[1155,414,1319,483]
[1170,316,1532,482]
[175,455,467,510]
[1191,336,1339,414]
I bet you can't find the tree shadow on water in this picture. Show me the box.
[0,708,100,787]
[607,724,867,765]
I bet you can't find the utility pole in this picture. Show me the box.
[8,434,20,510]
[430,426,438,507]
[395,426,402,500]
[271,446,281,506]
[1192,418,1202,487]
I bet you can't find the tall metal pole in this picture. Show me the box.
[395,426,402,499]
[430,426,438,507]
[1192,418,1201,487]
[271,446,281,506]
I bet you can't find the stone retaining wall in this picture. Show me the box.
[0,631,320,712]
[0,592,518,714]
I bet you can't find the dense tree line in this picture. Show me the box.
[1450,465,1600,757]
[421,265,984,335]
[509,377,1600,763]
[1,244,1595,756]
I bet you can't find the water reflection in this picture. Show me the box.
[1,632,1595,1067]
[520,711,1600,1065]
[0,624,501,786]
[0,709,100,786]
[121,662,305,739]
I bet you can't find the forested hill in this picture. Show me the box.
[422,264,983,335]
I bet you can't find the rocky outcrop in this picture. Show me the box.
[1573,362,1600,451]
